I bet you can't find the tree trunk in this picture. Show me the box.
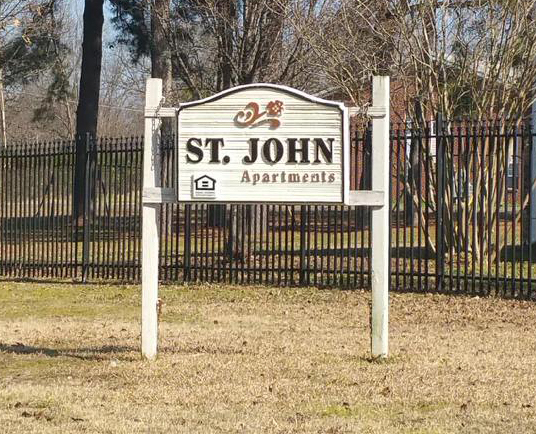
[216,0,235,91]
[356,128,372,228]
[405,99,425,226]
[73,0,104,225]
[151,0,173,137]
[210,0,236,228]
[0,68,6,147]
[150,0,174,238]
[405,135,420,226]
[226,205,243,260]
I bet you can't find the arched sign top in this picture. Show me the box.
[176,83,350,204]
[178,83,346,112]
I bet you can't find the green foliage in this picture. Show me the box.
[0,1,65,87]
[108,0,151,61]
[109,0,197,63]
[32,51,73,123]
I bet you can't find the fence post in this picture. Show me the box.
[183,204,191,282]
[436,113,445,292]
[82,133,91,283]
[142,79,163,360]
[530,102,536,244]
[371,76,390,358]
[299,205,307,285]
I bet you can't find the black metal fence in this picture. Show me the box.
[1,119,535,299]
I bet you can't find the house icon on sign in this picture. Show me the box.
[192,174,217,199]
[194,175,216,191]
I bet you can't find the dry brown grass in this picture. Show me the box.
[1,282,536,433]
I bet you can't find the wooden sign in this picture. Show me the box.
[143,77,390,361]
[176,84,349,204]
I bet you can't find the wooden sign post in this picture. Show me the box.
[142,77,390,360]
[370,76,390,357]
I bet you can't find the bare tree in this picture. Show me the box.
[286,0,536,270]
[111,0,316,97]
[389,0,536,266]
[143,0,318,257]
[282,0,397,107]
[97,50,145,137]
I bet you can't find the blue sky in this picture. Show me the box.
[72,0,118,43]
[73,0,115,17]
[72,0,116,27]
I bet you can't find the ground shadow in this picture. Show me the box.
[0,343,137,361]
[253,245,434,259]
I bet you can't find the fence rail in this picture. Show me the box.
[1,119,535,299]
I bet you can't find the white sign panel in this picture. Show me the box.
[176,84,349,203]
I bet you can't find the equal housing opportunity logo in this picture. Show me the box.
[192,174,216,199]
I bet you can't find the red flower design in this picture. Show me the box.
[266,100,284,116]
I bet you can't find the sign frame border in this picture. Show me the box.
[175,83,350,205]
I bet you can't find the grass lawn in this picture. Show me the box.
[1,282,536,433]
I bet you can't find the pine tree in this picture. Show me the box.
[0,0,65,145]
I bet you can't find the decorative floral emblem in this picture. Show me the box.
[234,100,284,129]
[266,100,284,116]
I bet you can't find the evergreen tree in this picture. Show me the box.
[0,0,65,145]
[0,1,63,87]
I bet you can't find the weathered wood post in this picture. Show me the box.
[370,76,390,358]
[142,79,163,360]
